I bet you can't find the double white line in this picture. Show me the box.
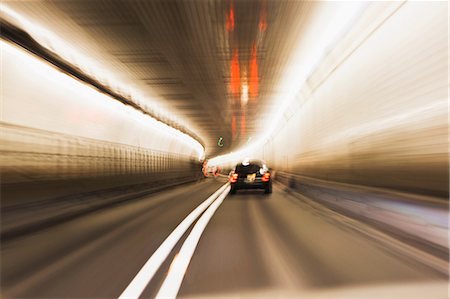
[119,183,230,299]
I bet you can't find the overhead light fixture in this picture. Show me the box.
[241,84,249,106]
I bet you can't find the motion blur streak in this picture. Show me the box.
[0,41,203,159]
[1,41,204,160]
[261,1,448,197]
[0,3,193,132]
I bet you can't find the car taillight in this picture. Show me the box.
[262,172,271,182]
[229,173,238,183]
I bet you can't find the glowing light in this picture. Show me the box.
[230,49,240,96]
[249,44,259,98]
[259,4,267,32]
[241,84,249,106]
[226,5,235,32]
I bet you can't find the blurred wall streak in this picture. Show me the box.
[261,2,448,198]
[0,122,198,184]
[0,39,203,212]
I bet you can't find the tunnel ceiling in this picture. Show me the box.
[5,0,315,157]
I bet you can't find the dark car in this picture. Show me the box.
[229,159,272,194]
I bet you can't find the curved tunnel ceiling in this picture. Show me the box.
[2,0,318,157]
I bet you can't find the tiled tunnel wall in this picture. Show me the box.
[261,2,448,198]
[0,123,200,184]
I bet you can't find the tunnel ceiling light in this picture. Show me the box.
[0,4,205,156]
[209,2,368,166]
[241,84,249,106]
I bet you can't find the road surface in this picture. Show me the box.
[1,178,447,298]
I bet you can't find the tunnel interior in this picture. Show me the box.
[0,1,448,298]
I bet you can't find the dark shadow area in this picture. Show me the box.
[228,189,269,199]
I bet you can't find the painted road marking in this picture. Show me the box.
[119,183,229,299]
[156,185,230,298]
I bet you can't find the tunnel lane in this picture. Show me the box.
[178,183,446,297]
[1,179,224,298]
[1,178,447,298]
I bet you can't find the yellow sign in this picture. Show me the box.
[246,173,256,182]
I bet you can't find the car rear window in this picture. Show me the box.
[235,164,261,175]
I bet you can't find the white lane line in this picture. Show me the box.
[156,185,230,299]
[118,183,229,299]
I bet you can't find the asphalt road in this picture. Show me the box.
[1,178,447,298]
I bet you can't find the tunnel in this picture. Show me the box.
[0,1,448,298]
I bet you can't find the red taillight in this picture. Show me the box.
[262,172,271,182]
[229,173,238,183]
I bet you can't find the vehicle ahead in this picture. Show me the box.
[229,159,272,194]
[203,165,219,177]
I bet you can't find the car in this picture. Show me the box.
[203,165,220,177]
[229,159,272,194]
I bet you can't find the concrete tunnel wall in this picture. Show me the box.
[1,40,204,206]
[259,2,448,197]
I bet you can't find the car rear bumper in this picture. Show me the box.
[231,180,270,190]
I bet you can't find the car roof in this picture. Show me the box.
[236,159,265,167]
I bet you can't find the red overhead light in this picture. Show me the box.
[259,1,267,32]
[249,44,258,98]
[226,6,235,32]
[230,49,240,96]
[259,14,267,32]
